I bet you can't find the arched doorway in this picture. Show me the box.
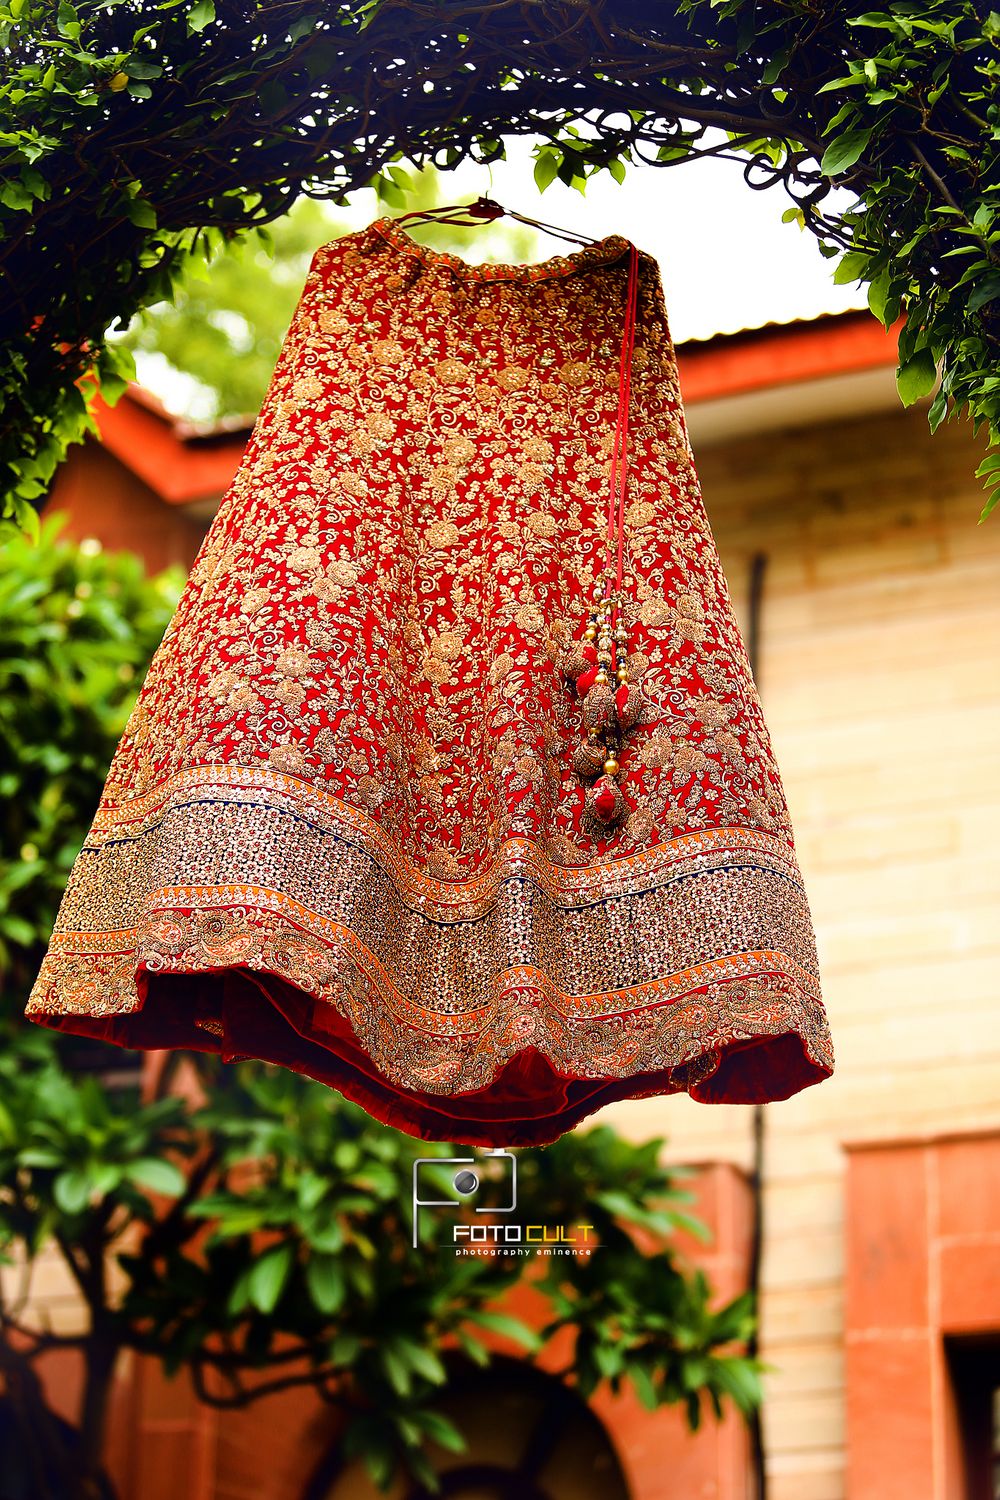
[304,1356,631,1500]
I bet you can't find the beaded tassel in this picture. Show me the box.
[560,242,644,833]
[562,585,646,826]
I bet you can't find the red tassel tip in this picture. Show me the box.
[594,783,619,822]
[576,665,598,696]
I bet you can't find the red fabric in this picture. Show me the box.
[28,217,833,1146]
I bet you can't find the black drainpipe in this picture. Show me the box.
[746,551,768,1500]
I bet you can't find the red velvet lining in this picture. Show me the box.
[33,967,828,1146]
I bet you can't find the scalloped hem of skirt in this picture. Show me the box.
[28,965,832,1148]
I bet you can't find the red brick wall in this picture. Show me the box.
[846,1132,1000,1500]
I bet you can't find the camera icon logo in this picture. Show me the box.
[411,1147,517,1247]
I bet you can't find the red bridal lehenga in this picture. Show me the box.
[27,213,834,1147]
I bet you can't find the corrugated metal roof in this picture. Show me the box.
[659,271,869,346]
[672,288,871,346]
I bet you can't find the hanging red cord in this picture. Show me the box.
[394,197,506,229]
[606,244,640,632]
[557,241,645,829]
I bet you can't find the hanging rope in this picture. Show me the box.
[606,243,639,626]
[551,242,646,832]
[393,195,602,248]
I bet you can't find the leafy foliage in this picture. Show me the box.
[0,516,183,988]
[120,167,537,423]
[779,2,1000,519]
[1,1,999,534]
[122,198,345,424]
[0,527,760,1498]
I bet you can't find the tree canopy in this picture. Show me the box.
[2,0,999,537]
[123,197,342,423]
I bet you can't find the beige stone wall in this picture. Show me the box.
[607,399,1000,1499]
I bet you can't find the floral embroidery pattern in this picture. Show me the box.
[27,218,833,1145]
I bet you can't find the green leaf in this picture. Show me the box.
[0,183,33,212]
[90,1163,125,1197]
[305,1219,345,1253]
[816,72,863,95]
[296,1171,327,1212]
[123,197,157,228]
[533,149,559,193]
[712,1356,763,1414]
[53,1168,92,1214]
[205,1206,270,1238]
[454,1327,490,1366]
[247,1243,294,1314]
[629,1363,659,1410]
[896,348,938,407]
[98,370,129,404]
[927,387,948,435]
[0,913,36,945]
[20,168,50,203]
[668,1206,716,1242]
[969,275,1000,315]
[18,1148,63,1169]
[833,249,870,285]
[127,1157,185,1196]
[717,1291,757,1341]
[187,0,215,33]
[304,1254,345,1314]
[226,1268,252,1316]
[124,57,162,80]
[56,1,80,37]
[381,1343,413,1395]
[287,13,318,42]
[819,128,873,176]
[416,1409,466,1454]
[593,1342,624,1378]
[867,269,893,326]
[463,1309,541,1351]
[362,1444,394,1491]
[404,1343,448,1385]
[329,1332,362,1365]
